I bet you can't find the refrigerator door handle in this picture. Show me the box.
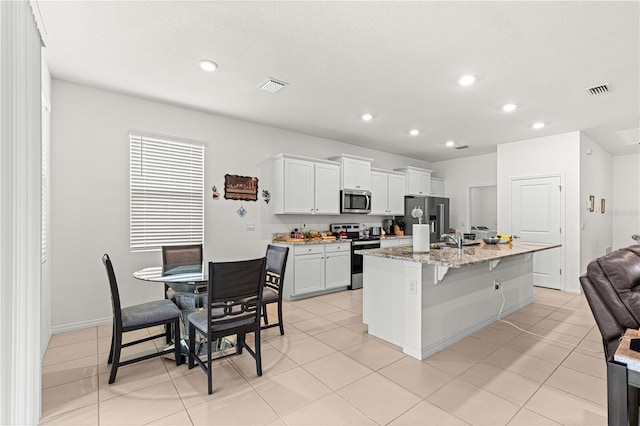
[438,203,445,235]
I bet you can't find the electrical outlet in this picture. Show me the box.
[409,280,417,295]
[494,280,501,291]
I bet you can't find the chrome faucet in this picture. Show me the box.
[441,232,463,249]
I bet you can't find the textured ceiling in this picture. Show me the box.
[38,1,640,161]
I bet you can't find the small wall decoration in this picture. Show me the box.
[224,174,258,201]
[236,206,247,217]
[588,195,595,212]
[211,185,220,200]
[601,198,606,214]
[262,189,271,204]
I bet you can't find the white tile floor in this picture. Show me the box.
[40,287,608,425]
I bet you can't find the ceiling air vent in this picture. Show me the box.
[586,83,610,96]
[454,145,470,150]
[258,78,288,93]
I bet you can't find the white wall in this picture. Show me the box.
[497,131,581,293]
[431,153,497,233]
[612,153,640,250]
[50,80,432,331]
[579,133,612,271]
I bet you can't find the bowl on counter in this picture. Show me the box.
[482,237,509,244]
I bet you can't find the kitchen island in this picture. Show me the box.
[357,241,560,360]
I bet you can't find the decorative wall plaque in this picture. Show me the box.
[224,174,258,201]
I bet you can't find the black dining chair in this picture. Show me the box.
[162,244,203,275]
[102,254,183,384]
[187,257,266,394]
[161,244,206,325]
[261,245,289,335]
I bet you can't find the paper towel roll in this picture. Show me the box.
[413,224,430,252]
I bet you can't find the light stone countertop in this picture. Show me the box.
[614,329,640,372]
[272,238,352,245]
[355,241,561,268]
[271,235,412,245]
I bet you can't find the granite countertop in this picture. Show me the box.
[272,238,352,245]
[272,234,412,245]
[614,329,640,371]
[355,241,561,268]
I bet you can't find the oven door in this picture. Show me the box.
[351,240,381,289]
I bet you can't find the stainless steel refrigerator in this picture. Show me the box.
[403,196,450,242]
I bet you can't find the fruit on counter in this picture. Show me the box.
[495,234,513,242]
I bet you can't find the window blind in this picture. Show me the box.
[130,133,204,251]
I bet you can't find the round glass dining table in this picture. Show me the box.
[133,265,205,288]
[133,264,235,359]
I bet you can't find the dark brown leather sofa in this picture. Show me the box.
[580,245,640,361]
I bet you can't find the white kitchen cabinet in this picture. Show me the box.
[273,153,340,215]
[430,177,445,196]
[314,162,341,214]
[324,244,351,289]
[370,169,405,216]
[279,242,351,299]
[380,237,413,248]
[293,246,325,295]
[394,166,432,196]
[328,154,373,190]
[387,172,406,215]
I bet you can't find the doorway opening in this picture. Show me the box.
[466,184,497,238]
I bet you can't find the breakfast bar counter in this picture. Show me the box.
[356,241,560,360]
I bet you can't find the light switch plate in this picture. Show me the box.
[246,222,255,231]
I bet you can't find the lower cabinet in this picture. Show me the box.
[380,237,413,248]
[293,246,325,295]
[324,244,351,289]
[279,242,351,299]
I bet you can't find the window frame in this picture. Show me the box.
[129,132,205,252]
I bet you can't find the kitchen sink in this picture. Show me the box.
[430,243,457,250]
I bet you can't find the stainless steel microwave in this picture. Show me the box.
[341,190,371,214]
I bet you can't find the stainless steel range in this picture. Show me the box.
[330,223,380,290]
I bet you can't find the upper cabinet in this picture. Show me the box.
[394,166,432,196]
[328,154,373,191]
[273,153,340,215]
[370,169,406,216]
[430,177,445,196]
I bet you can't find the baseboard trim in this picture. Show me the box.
[40,329,51,360]
[51,317,112,334]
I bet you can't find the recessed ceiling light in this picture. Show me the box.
[361,113,374,121]
[198,59,218,72]
[532,122,545,129]
[458,74,477,86]
[502,103,518,112]
[409,129,420,136]
[445,140,455,147]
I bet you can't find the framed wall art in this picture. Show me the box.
[224,174,258,201]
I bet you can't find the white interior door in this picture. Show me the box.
[511,176,563,290]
